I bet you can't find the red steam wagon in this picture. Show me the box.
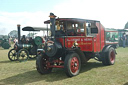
[36,13,118,77]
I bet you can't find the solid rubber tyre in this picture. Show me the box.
[36,54,52,74]
[64,52,81,77]
[102,47,116,65]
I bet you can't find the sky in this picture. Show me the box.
[0,0,128,35]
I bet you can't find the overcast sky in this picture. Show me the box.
[0,0,128,35]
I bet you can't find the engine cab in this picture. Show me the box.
[44,17,105,53]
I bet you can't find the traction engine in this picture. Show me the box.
[8,26,45,62]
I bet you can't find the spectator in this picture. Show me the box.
[14,38,18,44]
[122,33,126,48]
[9,38,12,44]
[126,35,128,45]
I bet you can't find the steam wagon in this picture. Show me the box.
[8,25,46,62]
[36,13,118,77]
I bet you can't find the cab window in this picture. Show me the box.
[86,22,98,36]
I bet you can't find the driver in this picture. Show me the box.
[21,35,26,43]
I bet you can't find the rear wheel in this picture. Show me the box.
[36,54,52,74]
[102,47,116,65]
[64,52,81,77]
[8,49,17,61]
[17,49,29,62]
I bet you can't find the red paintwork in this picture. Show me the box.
[56,22,106,52]
[70,57,79,73]
[57,37,94,52]
[52,59,64,63]
[47,59,64,68]
[48,65,64,68]
[95,22,105,52]
[110,50,115,64]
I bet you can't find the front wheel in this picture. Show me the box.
[36,54,52,74]
[8,49,17,61]
[64,52,81,77]
[102,47,116,65]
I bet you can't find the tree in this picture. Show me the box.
[27,32,37,38]
[124,22,128,29]
[8,30,18,38]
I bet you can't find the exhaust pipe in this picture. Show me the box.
[17,24,21,44]
[49,13,56,39]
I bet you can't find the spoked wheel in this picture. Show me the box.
[36,54,52,74]
[102,47,116,65]
[17,49,29,62]
[8,49,17,61]
[64,52,81,77]
[29,55,37,59]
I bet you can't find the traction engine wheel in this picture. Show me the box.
[102,47,116,65]
[64,52,81,77]
[8,49,17,61]
[17,49,29,62]
[29,55,37,59]
[36,54,52,74]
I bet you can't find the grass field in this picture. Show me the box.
[0,47,128,85]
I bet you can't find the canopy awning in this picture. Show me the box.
[22,26,49,31]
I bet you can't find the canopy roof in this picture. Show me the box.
[105,28,118,31]
[44,18,100,24]
[22,26,49,31]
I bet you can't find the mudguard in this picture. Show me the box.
[74,48,88,64]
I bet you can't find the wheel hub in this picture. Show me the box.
[21,53,25,57]
[110,50,115,63]
[74,62,77,67]
[13,53,16,56]
[70,57,79,73]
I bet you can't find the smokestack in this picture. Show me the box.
[49,13,56,38]
[17,24,21,44]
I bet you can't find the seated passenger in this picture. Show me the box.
[87,24,91,36]
[67,23,72,30]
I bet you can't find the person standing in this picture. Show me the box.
[122,33,126,48]
[14,38,18,44]
[126,35,128,46]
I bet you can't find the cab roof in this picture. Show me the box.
[44,18,100,24]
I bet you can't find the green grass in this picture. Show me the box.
[0,47,128,85]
